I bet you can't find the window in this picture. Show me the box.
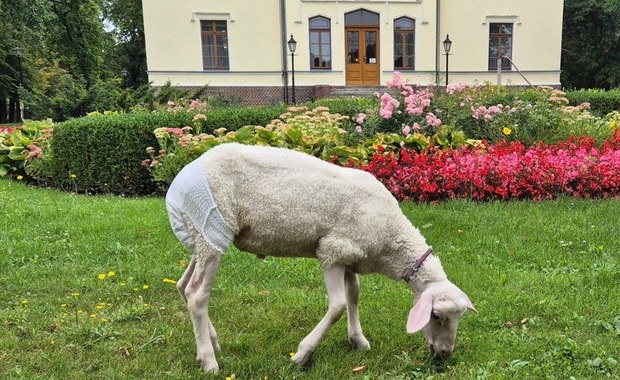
[344,9,380,26]
[201,20,228,70]
[309,16,331,69]
[488,23,512,71]
[394,17,415,70]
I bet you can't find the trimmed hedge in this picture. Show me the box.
[566,89,620,116]
[31,112,194,195]
[203,105,288,132]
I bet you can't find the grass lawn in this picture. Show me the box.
[1,178,619,379]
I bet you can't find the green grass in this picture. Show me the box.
[1,178,619,379]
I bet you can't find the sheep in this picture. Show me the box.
[165,143,477,374]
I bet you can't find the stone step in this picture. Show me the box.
[329,86,385,98]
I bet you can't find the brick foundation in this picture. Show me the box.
[173,85,344,106]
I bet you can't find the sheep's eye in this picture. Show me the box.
[431,312,440,320]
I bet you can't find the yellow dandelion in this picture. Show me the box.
[101,318,108,323]
[21,300,29,305]
[96,305,104,310]
[120,282,127,287]
[17,175,23,181]
[142,284,149,290]
[143,303,149,308]
[70,173,77,179]
[290,352,296,357]
[77,309,84,314]
[71,292,80,297]
[133,287,139,291]
[98,273,106,280]
[63,313,69,317]
[502,127,512,135]
[50,340,55,345]
[89,314,97,319]
[61,303,67,308]
[107,271,116,277]
[163,278,177,284]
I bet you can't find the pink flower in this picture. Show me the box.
[425,113,442,127]
[355,125,363,133]
[402,125,411,136]
[356,113,366,124]
[167,101,175,107]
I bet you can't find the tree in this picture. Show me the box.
[562,0,620,89]
[0,0,50,122]
[100,0,148,88]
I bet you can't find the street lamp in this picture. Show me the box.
[288,34,297,104]
[442,35,452,87]
[12,47,24,123]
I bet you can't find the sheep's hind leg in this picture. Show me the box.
[345,270,370,350]
[183,239,222,374]
[177,255,197,305]
[291,264,347,366]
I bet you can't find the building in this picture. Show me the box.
[142,0,564,105]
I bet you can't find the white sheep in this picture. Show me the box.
[165,143,477,374]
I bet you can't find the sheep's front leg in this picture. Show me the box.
[345,270,370,350]
[183,246,222,374]
[292,264,347,366]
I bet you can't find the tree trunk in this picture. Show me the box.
[0,97,7,123]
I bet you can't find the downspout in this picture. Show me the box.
[280,0,289,103]
[435,0,441,86]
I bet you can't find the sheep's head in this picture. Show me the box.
[406,280,477,357]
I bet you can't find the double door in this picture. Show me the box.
[345,28,380,85]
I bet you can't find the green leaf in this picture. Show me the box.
[283,127,303,145]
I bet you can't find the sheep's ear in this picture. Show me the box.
[406,293,433,333]
[459,290,478,314]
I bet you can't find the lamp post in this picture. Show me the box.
[12,47,24,123]
[442,34,452,87]
[288,34,297,104]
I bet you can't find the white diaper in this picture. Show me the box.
[165,157,234,254]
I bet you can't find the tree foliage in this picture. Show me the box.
[0,0,148,122]
[562,0,620,89]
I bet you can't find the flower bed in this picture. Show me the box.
[358,131,620,202]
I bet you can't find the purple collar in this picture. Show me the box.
[403,246,433,282]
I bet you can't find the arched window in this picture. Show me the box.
[394,17,415,70]
[309,16,331,69]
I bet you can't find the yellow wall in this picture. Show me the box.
[143,0,564,87]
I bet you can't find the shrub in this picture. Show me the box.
[29,112,193,195]
[433,84,610,144]
[0,120,53,177]
[566,89,620,116]
[144,105,476,190]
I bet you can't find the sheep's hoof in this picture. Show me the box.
[197,356,219,374]
[291,350,313,367]
[349,335,370,351]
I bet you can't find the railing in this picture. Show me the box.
[496,56,535,89]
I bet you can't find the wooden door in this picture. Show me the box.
[346,28,380,85]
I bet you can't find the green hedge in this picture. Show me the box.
[30,112,194,195]
[566,89,620,116]
[203,105,288,132]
